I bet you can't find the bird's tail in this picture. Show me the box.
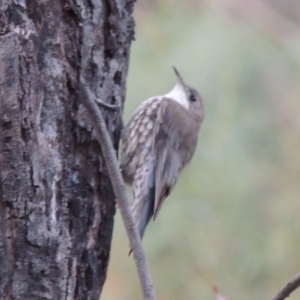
[128,187,155,256]
[131,163,156,239]
[137,183,155,239]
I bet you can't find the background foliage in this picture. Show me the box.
[103,0,300,299]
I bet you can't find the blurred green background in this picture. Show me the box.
[102,0,300,299]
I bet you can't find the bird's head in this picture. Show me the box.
[165,67,204,123]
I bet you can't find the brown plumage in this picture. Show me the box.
[120,67,205,238]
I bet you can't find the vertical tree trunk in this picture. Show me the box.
[0,1,135,299]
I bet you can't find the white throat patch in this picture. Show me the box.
[164,84,189,110]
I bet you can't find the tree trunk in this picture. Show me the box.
[0,1,135,299]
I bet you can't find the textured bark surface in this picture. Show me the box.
[0,0,135,299]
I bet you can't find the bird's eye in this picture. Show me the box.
[189,93,196,102]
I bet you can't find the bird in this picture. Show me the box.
[120,67,205,239]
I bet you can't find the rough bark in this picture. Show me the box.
[0,0,135,299]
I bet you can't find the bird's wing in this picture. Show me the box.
[120,97,161,185]
[153,98,197,219]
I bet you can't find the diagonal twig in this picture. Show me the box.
[273,273,300,300]
[93,95,121,110]
[79,76,155,300]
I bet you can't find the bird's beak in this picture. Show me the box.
[173,66,185,87]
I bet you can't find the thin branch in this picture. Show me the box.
[273,273,300,300]
[79,76,155,300]
[94,96,121,110]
